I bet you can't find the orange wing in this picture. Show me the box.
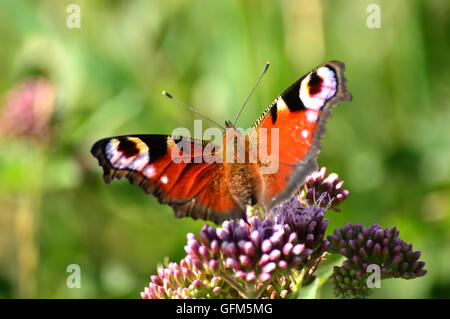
[252,61,351,211]
[91,135,244,223]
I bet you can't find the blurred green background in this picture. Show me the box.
[0,0,448,298]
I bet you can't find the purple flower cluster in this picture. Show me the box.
[301,167,349,210]
[184,200,329,298]
[141,168,427,299]
[141,256,227,299]
[328,223,427,298]
[142,197,331,299]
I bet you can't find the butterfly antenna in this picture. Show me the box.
[162,91,226,130]
[233,61,270,127]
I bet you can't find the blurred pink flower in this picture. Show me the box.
[0,77,55,139]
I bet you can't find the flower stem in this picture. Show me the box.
[219,271,248,298]
[289,268,306,298]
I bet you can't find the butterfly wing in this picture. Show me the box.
[252,61,351,211]
[91,134,244,223]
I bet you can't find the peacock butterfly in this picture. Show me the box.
[91,61,351,224]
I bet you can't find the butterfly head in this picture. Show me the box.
[224,120,245,140]
[222,120,246,163]
[225,120,234,129]
[223,121,244,140]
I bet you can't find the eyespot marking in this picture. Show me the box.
[128,152,150,171]
[118,138,140,157]
[300,66,337,110]
[308,72,323,96]
[105,137,150,170]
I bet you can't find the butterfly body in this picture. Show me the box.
[91,61,351,223]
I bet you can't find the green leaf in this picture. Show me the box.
[297,277,320,299]
[297,254,345,299]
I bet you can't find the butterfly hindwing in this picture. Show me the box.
[253,61,351,211]
[91,135,245,223]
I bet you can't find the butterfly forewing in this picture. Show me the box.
[252,61,351,211]
[91,135,245,223]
